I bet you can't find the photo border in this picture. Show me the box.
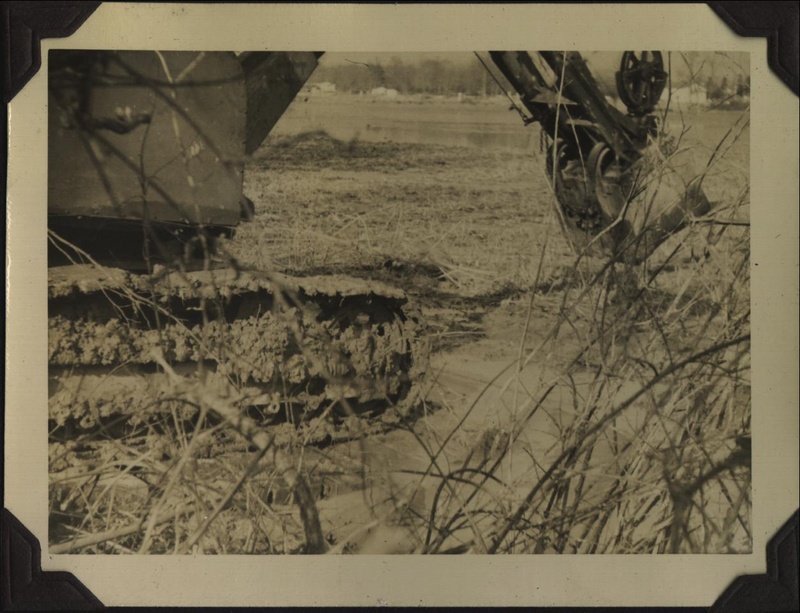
[3,2,798,609]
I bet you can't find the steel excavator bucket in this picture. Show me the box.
[48,50,321,264]
[241,51,323,155]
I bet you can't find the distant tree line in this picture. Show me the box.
[310,57,508,96]
[310,55,751,101]
[705,74,750,101]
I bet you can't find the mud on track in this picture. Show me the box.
[49,264,427,435]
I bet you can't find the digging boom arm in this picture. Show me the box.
[488,51,710,263]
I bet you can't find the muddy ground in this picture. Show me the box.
[49,95,750,554]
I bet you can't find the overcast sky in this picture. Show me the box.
[318,51,750,83]
[318,52,475,67]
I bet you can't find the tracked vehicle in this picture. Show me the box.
[48,50,697,446]
[48,51,427,446]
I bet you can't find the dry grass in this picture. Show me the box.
[49,96,750,555]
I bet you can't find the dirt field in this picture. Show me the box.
[219,95,752,553]
[232,95,748,349]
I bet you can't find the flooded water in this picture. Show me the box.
[268,93,748,163]
[269,94,541,152]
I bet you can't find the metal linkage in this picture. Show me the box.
[489,51,666,242]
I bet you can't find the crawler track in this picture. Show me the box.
[49,265,428,446]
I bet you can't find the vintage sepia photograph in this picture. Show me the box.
[47,48,753,556]
[5,2,797,608]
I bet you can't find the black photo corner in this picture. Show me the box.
[2,1,798,610]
